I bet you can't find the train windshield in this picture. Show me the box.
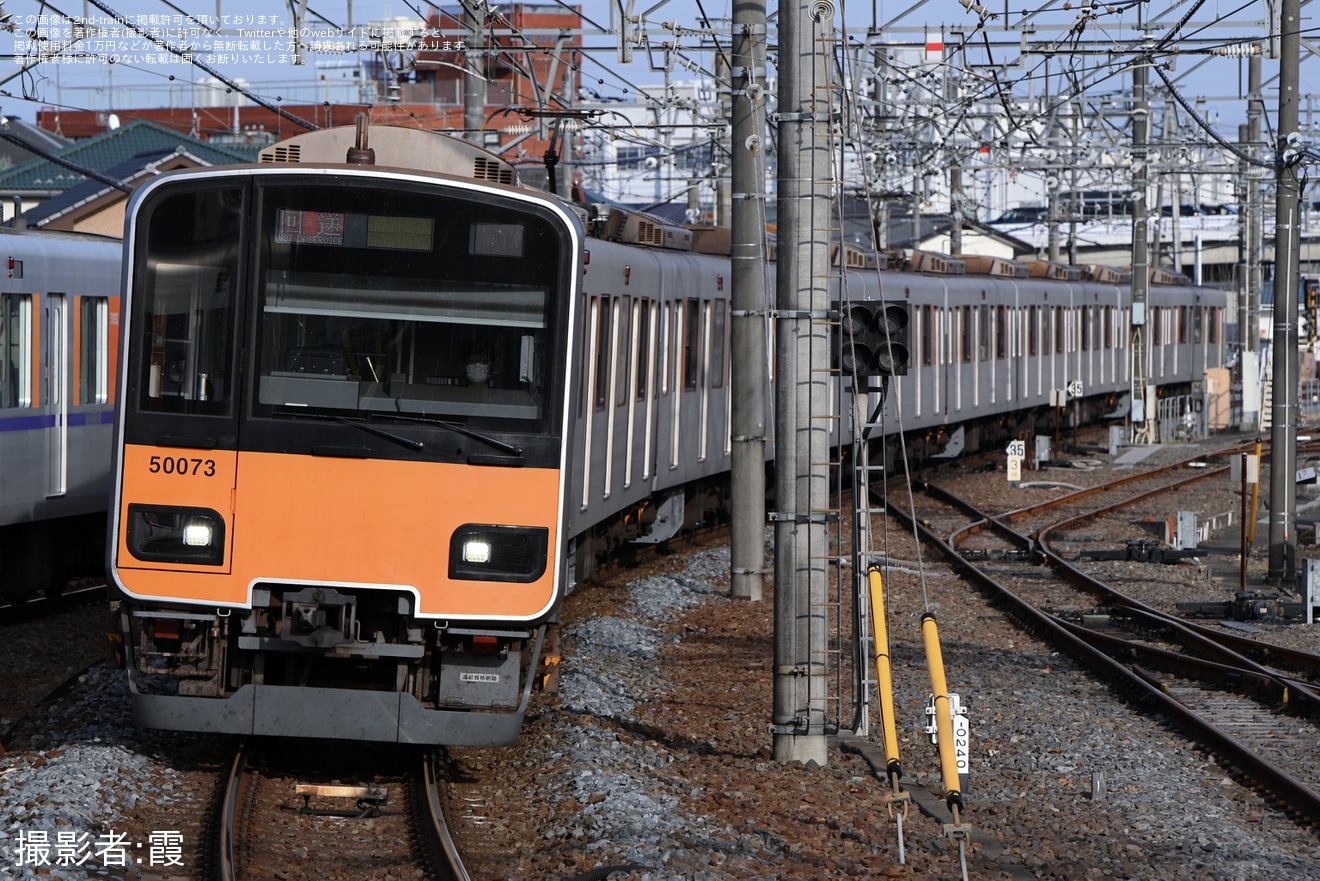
[252,181,564,432]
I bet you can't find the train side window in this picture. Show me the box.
[659,301,673,396]
[79,296,110,405]
[1193,306,1203,344]
[614,295,630,407]
[977,305,988,361]
[1178,306,1189,344]
[1,293,32,408]
[634,298,651,400]
[1054,306,1065,354]
[594,296,611,411]
[1207,307,1219,344]
[960,306,972,363]
[1153,306,1163,346]
[1028,305,1038,356]
[711,300,726,389]
[995,305,1007,359]
[921,305,933,366]
[683,299,700,391]
[581,297,597,417]
[1104,306,1113,349]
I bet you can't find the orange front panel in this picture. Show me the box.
[118,449,562,621]
[116,445,239,589]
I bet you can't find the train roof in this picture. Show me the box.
[259,122,519,189]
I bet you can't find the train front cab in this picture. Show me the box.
[109,165,581,744]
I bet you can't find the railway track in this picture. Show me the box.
[0,578,107,627]
[214,742,475,881]
[884,451,1320,828]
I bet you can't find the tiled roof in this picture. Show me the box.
[0,119,256,193]
[18,147,202,227]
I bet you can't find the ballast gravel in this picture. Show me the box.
[5,439,1320,880]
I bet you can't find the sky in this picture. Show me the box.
[0,0,1308,139]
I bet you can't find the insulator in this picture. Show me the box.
[1208,44,1263,56]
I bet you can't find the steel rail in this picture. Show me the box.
[889,478,1320,827]
[217,743,248,881]
[419,749,472,881]
[933,466,1320,705]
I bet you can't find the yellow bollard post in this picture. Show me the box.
[921,612,973,881]
[867,567,910,862]
[868,567,903,775]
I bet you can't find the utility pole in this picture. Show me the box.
[1268,0,1302,581]
[949,163,963,255]
[1046,96,1061,263]
[1239,51,1264,428]
[1130,47,1153,443]
[729,0,769,602]
[773,0,832,766]
[462,0,485,143]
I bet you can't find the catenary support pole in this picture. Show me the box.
[772,0,832,766]
[1129,47,1152,444]
[1268,0,1301,581]
[729,0,769,602]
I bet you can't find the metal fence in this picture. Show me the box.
[1303,378,1320,426]
[1156,394,1207,444]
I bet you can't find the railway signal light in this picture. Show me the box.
[837,302,910,377]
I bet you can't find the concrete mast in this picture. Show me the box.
[729,0,769,602]
[772,0,833,765]
[1268,0,1302,581]
[1130,46,1152,443]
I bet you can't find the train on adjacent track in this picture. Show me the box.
[94,122,1227,744]
[0,227,122,600]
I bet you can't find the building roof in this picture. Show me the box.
[0,119,257,195]
[17,147,208,229]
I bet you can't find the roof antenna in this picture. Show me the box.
[346,114,375,165]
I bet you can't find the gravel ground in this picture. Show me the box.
[5,436,1320,880]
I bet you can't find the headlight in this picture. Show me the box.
[126,505,226,565]
[449,525,548,582]
[182,518,214,547]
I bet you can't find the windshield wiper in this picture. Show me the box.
[272,409,424,452]
[360,411,523,457]
[331,416,425,451]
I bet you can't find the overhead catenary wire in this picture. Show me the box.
[80,0,321,131]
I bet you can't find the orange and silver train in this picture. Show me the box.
[110,126,582,744]
[109,122,1228,744]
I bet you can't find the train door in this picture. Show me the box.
[668,300,683,471]
[937,300,948,416]
[578,295,602,510]
[45,293,67,498]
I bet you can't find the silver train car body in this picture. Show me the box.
[0,227,122,596]
[568,237,1227,577]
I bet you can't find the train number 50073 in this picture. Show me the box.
[148,455,217,477]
